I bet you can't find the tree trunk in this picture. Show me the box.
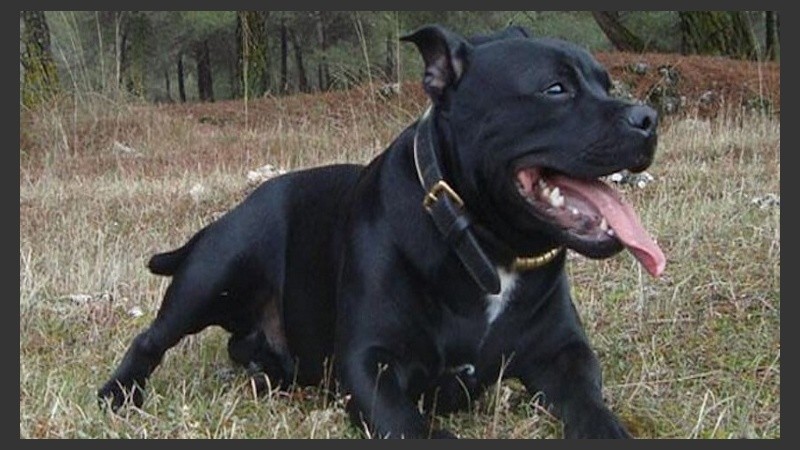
[279,18,289,94]
[114,12,123,92]
[260,12,270,95]
[234,12,243,98]
[765,11,779,60]
[122,12,149,97]
[177,52,186,102]
[20,11,60,107]
[194,39,214,102]
[290,29,308,93]
[728,11,757,60]
[591,11,645,52]
[236,11,269,98]
[95,12,106,91]
[679,11,757,60]
[385,32,395,83]
[119,27,129,90]
[164,68,171,101]
[315,11,329,91]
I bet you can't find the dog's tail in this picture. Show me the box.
[147,227,207,276]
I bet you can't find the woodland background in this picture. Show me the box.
[20,11,780,107]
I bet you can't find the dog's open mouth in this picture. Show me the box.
[515,167,665,277]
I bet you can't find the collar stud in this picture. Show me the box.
[511,247,564,272]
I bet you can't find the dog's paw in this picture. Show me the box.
[97,379,144,412]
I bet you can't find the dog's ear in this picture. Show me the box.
[400,25,472,104]
[468,25,530,45]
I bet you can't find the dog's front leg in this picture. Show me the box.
[516,340,630,438]
[339,348,455,439]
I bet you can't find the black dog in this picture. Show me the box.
[99,25,665,439]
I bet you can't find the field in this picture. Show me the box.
[20,53,780,438]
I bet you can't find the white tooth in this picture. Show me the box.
[550,187,565,208]
[606,228,615,237]
[542,186,551,199]
[599,218,608,231]
[570,207,580,216]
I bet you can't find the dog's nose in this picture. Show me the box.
[625,105,658,135]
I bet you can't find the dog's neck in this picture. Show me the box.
[412,106,563,292]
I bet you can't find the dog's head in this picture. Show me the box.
[403,25,665,277]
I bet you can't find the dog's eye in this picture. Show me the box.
[543,83,565,95]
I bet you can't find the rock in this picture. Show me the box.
[751,193,780,209]
[65,294,93,304]
[610,79,635,102]
[657,65,680,85]
[189,183,207,203]
[111,141,142,157]
[629,62,649,75]
[377,83,401,99]
[607,170,655,189]
[699,90,716,105]
[247,164,287,187]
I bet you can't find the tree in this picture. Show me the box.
[163,68,171,101]
[290,28,309,93]
[177,12,236,100]
[119,11,152,97]
[194,39,214,101]
[765,11,779,61]
[236,11,269,98]
[384,32,394,82]
[591,11,645,52]
[678,11,758,60]
[20,11,59,107]
[314,11,329,91]
[279,16,289,94]
[177,51,186,102]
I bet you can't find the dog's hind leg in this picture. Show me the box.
[227,297,296,394]
[97,271,225,411]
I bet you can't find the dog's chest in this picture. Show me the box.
[484,268,519,324]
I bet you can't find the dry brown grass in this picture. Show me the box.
[20,85,779,438]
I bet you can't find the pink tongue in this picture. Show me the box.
[550,174,666,277]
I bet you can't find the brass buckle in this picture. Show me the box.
[423,180,465,212]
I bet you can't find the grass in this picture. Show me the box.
[19,87,779,438]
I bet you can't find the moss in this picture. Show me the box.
[20,11,60,108]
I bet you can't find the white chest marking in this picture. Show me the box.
[485,267,519,324]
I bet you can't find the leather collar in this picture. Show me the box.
[412,106,564,294]
[413,106,501,294]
